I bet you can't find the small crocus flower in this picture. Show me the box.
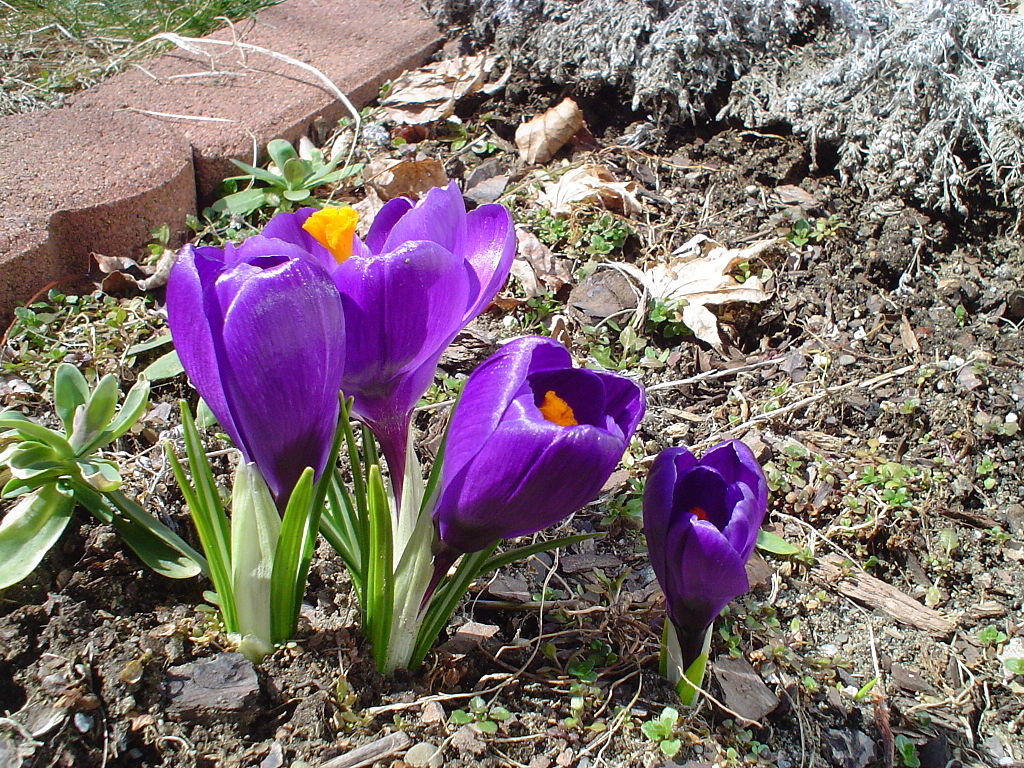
[257,182,516,491]
[166,239,346,505]
[643,440,768,668]
[432,336,646,555]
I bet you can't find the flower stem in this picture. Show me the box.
[662,621,713,706]
[369,413,411,504]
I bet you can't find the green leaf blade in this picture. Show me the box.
[0,485,74,589]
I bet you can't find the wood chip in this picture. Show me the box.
[319,732,410,768]
[899,314,920,355]
[810,554,955,636]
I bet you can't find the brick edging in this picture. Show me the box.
[0,0,443,329]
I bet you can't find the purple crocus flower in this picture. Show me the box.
[643,441,768,667]
[166,239,346,505]
[432,336,645,555]
[256,182,516,491]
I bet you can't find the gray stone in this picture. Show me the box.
[164,652,259,723]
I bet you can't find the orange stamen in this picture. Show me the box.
[538,391,578,426]
[302,206,358,264]
[690,506,709,522]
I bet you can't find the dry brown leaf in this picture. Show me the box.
[537,164,643,216]
[515,98,585,164]
[510,227,572,298]
[381,54,501,125]
[773,184,820,207]
[366,157,449,201]
[91,248,176,292]
[620,235,778,350]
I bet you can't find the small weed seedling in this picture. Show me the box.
[449,696,510,734]
[641,706,681,757]
[977,626,1008,647]
[894,735,921,768]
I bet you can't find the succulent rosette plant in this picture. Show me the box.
[643,440,768,702]
[166,239,346,660]
[255,181,516,490]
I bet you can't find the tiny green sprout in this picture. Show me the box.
[448,696,509,734]
[954,304,968,326]
[986,526,1012,545]
[937,528,958,558]
[894,735,921,768]
[801,675,819,693]
[853,677,878,701]
[641,706,681,757]
[147,223,171,258]
[1005,658,1024,676]
[977,626,1008,646]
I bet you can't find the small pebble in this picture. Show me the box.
[404,742,440,768]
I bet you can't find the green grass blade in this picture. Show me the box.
[364,465,394,670]
[411,546,494,668]
[168,401,236,630]
[479,533,600,575]
[320,472,363,598]
[269,467,316,643]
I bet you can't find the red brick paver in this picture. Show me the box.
[70,0,443,198]
[0,107,195,323]
[0,0,442,328]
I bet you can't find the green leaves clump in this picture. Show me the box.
[0,364,203,589]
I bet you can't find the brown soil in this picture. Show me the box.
[1,82,1023,768]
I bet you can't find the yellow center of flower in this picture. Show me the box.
[690,506,709,522]
[538,391,578,427]
[302,206,359,264]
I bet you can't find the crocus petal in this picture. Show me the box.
[672,522,750,630]
[701,440,768,514]
[364,197,414,253]
[253,209,336,270]
[461,203,516,319]
[438,337,572,483]
[166,245,241,450]
[435,396,625,552]
[671,465,732,531]
[215,258,344,501]
[434,336,645,553]
[381,182,467,257]
[336,240,474,395]
[643,447,697,605]
[527,368,614,428]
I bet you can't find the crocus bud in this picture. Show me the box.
[166,241,345,505]
[643,441,768,667]
[433,336,645,554]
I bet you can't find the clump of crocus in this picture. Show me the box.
[643,440,768,703]
[325,335,646,673]
[255,181,516,493]
[166,240,346,661]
